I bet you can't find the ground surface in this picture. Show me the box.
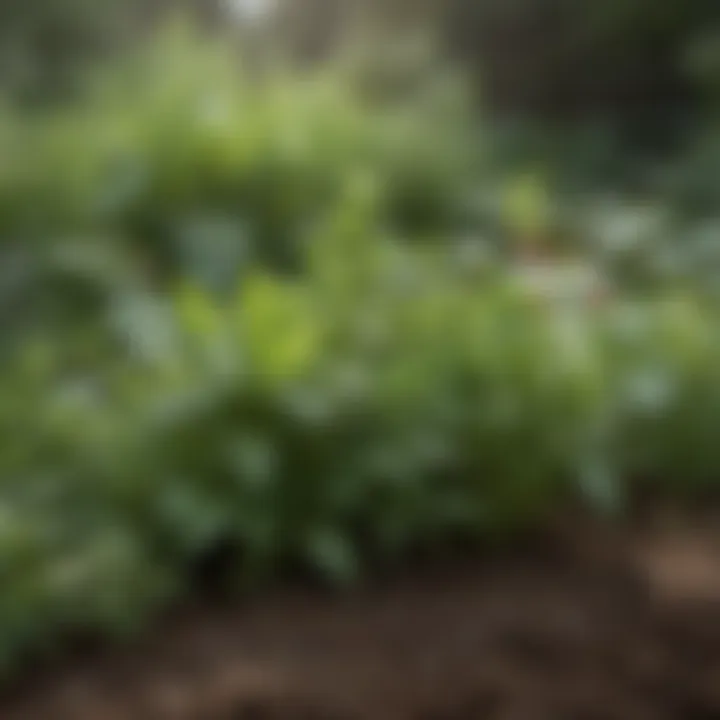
[4,511,720,719]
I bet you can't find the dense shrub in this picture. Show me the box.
[4,22,720,681]
[2,176,720,673]
[0,26,474,271]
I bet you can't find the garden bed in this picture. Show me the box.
[4,510,720,719]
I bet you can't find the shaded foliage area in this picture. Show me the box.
[273,0,720,143]
[6,0,720,130]
[448,0,719,119]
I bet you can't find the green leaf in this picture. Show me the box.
[304,528,360,586]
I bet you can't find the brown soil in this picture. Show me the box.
[5,513,720,720]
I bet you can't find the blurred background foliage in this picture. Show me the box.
[2,0,720,680]
[6,0,720,120]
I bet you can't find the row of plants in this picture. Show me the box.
[3,176,720,673]
[3,26,720,678]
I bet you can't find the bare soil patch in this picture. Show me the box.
[5,514,720,719]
